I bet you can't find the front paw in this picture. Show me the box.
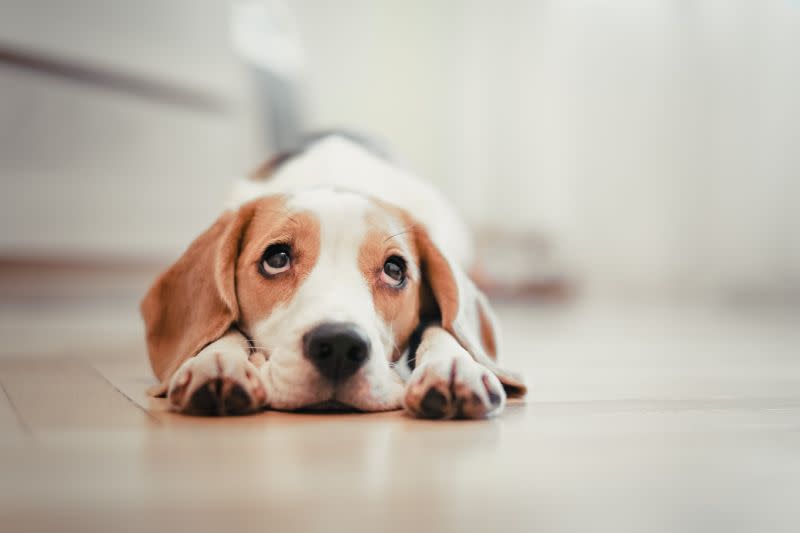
[167,350,267,416]
[404,356,506,419]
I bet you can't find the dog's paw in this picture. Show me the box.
[167,350,267,416]
[404,356,506,419]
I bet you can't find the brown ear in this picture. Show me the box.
[415,226,527,397]
[140,205,254,395]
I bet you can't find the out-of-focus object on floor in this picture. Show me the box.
[472,227,571,302]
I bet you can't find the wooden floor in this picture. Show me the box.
[1,270,799,532]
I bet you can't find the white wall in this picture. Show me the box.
[292,0,800,297]
[0,0,262,258]
[1,0,797,298]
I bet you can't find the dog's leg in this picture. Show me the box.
[403,326,506,419]
[167,330,267,416]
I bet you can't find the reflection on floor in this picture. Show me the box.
[1,270,798,533]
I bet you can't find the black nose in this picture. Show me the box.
[303,322,371,381]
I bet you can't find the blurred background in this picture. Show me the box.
[2,0,799,302]
[1,4,799,532]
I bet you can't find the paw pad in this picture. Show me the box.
[187,378,255,416]
[419,388,448,419]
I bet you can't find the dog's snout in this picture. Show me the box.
[303,322,370,381]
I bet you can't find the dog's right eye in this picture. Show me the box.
[381,255,407,288]
[260,244,292,276]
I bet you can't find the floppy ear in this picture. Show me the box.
[415,227,527,397]
[140,205,254,396]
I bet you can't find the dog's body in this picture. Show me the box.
[141,135,525,418]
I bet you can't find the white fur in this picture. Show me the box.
[167,330,266,413]
[404,326,506,419]
[165,136,518,417]
[227,136,473,268]
[249,189,404,411]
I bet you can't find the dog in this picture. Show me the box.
[141,133,526,418]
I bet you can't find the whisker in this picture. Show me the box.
[383,226,415,243]
[386,325,403,368]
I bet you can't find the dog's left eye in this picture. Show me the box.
[260,244,292,276]
[381,256,407,287]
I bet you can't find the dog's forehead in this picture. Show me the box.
[286,188,369,215]
[285,188,405,235]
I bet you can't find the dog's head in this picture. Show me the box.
[142,188,524,411]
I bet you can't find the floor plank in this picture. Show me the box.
[89,357,273,426]
[0,358,156,432]
[1,293,800,533]
[0,380,26,439]
[88,357,165,415]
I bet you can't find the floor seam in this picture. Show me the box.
[85,361,162,425]
[0,377,33,435]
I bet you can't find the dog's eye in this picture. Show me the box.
[381,256,406,287]
[260,244,292,276]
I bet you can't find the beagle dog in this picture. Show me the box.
[141,134,526,418]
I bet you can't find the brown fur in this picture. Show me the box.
[141,204,255,386]
[477,305,498,359]
[142,190,510,396]
[236,203,321,339]
[410,216,499,363]
[362,201,500,364]
[141,195,322,388]
[249,152,300,181]
[359,207,421,361]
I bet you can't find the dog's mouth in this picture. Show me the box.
[296,399,363,413]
